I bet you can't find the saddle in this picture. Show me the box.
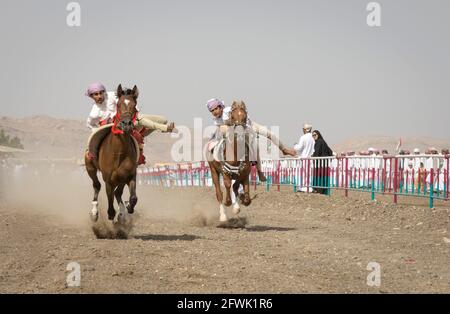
[209,131,258,161]
[86,124,140,162]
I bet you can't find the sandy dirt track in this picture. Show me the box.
[0,171,449,293]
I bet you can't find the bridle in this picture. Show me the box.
[111,97,137,135]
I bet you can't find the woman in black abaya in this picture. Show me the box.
[312,130,334,195]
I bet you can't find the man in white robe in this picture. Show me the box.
[294,123,315,191]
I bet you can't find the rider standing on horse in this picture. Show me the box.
[85,82,176,165]
[206,98,297,182]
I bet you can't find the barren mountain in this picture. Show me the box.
[1,116,449,164]
[0,116,179,164]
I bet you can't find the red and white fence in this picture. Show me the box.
[137,155,449,208]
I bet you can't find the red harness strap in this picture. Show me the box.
[111,108,137,135]
[99,118,111,126]
[111,111,124,135]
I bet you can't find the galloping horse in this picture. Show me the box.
[208,101,253,222]
[85,84,139,222]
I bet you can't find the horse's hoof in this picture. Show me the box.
[114,212,126,225]
[232,203,240,214]
[107,211,115,220]
[90,202,99,222]
[224,200,232,207]
[127,205,134,214]
[219,214,228,222]
[89,212,99,222]
[125,201,134,214]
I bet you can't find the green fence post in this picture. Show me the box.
[371,168,375,201]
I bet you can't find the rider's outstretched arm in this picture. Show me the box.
[251,121,285,151]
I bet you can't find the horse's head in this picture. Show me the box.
[227,100,251,161]
[115,84,138,134]
[230,100,248,128]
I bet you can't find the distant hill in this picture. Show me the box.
[1,116,449,164]
[0,115,178,164]
[0,116,89,160]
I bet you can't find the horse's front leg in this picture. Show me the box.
[114,183,126,224]
[241,177,251,206]
[127,174,138,214]
[85,156,101,222]
[210,164,227,222]
[105,182,116,220]
[223,175,233,207]
[232,180,241,214]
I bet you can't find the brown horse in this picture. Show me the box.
[208,100,253,222]
[85,84,139,222]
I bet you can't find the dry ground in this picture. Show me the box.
[0,169,449,293]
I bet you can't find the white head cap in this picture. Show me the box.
[303,123,312,131]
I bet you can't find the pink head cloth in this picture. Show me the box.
[206,98,224,111]
[85,82,106,96]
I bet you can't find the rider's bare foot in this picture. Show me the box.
[282,148,297,157]
[167,122,178,133]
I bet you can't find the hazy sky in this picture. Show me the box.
[1,0,449,146]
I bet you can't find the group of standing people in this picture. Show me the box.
[293,123,334,194]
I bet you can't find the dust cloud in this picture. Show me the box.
[0,161,220,234]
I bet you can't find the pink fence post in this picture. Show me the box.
[306,159,311,193]
[201,161,206,187]
[446,156,449,200]
[336,157,340,188]
[277,161,281,192]
[388,157,393,193]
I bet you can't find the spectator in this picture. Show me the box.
[311,130,333,195]
[438,149,449,192]
[426,147,439,190]
[411,148,425,174]
[346,151,356,187]
[404,160,415,192]
[294,123,315,192]
[294,123,315,158]
[416,161,426,193]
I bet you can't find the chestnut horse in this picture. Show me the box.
[208,101,253,222]
[85,84,139,222]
